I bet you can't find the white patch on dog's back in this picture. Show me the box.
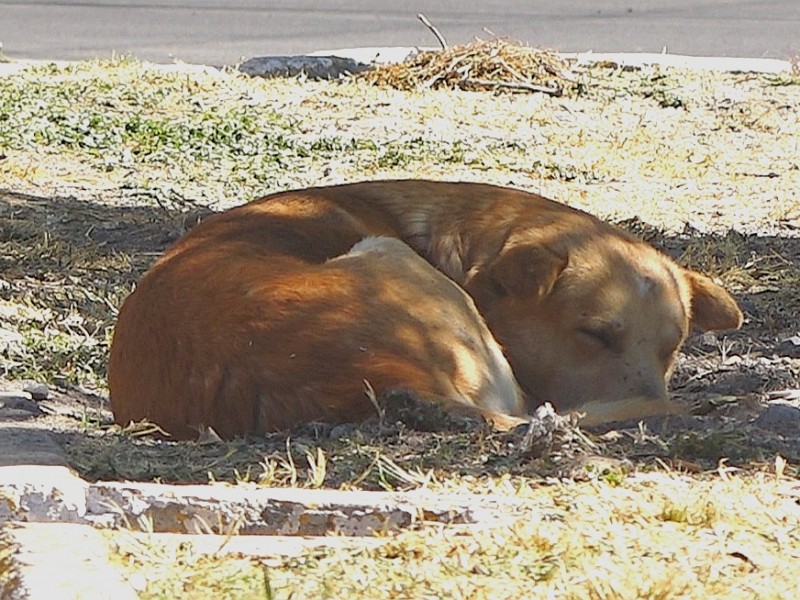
[345,236,405,257]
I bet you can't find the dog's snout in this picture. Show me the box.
[641,383,668,401]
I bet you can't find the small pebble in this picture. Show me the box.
[329,424,354,440]
[774,335,800,359]
[23,381,50,401]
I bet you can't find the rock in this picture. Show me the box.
[775,334,800,358]
[753,403,800,433]
[515,402,575,459]
[22,381,49,401]
[238,55,371,79]
[329,423,357,440]
[289,420,334,439]
[0,391,43,420]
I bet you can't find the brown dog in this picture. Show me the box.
[109,180,743,438]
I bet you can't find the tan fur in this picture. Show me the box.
[109,180,743,438]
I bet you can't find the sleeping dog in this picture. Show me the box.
[109,180,742,438]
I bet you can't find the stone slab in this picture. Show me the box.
[2,467,527,535]
[0,423,68,468]
[6,522,138,600]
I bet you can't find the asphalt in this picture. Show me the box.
[1,1,799,66]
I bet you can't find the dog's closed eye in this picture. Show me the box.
[578,322,623,353]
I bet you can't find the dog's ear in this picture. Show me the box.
[683,269,743,331]
[486,244,568,299]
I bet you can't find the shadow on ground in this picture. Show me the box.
[1,189,799,488]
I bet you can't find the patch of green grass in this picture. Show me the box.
[0,58,623,205]
[638,72,686,108]
[1,315,109,387]
[579,65,687,109]
[660,500,718,527]
[764,72,800,87]
[0,79,297,162]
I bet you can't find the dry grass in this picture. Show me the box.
[117,471,800,599]
[359,38,579,96]
[113,535,269,599]
[0,530,21,598]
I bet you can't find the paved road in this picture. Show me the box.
[1,1,799,65]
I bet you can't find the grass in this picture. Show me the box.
[1,51,799,598]
[113,536,270,599]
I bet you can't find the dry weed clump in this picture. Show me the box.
[0,531,21,599]
[359,38,579,96]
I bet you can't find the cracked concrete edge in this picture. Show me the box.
[0,448,528,596]
[0,46,794,78]
[1,462,526,535]
[0,423,525,537]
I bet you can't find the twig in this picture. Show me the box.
[417,13,447,49]
[498,57,527,82]
[465,78,562,96]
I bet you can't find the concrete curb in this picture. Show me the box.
[1,464,525,535]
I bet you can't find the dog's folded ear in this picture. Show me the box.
[480,244,569,299]
[683,269,743,331]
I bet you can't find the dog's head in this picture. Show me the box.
[465,224,743,424]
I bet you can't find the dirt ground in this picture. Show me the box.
[2,185,798,490]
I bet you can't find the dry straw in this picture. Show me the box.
[359,37,579,96]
